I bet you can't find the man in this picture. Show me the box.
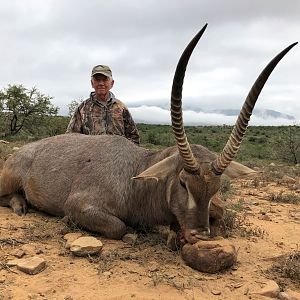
[66,65,140,145]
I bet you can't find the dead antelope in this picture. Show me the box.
[0,24,297,244]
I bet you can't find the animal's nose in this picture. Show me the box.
[190,228,210,240]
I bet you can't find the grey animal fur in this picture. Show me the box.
[0,132,252,241]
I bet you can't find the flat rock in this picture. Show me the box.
[253,280,280,298]
[16,256,46,275]
[7,258,26,267]
[181,238,237,273]
[64,232,83,249]
[70,236,103,256]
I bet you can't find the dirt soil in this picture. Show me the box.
[0,166,300,299]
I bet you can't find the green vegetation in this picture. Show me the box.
[223,199,266,238]
[0,84,58,137]
[137,124,300,166]
[219,176,234,201]
[269,191,300,204]
[270,251,300,287]
[0,85,299,165]
[1,117,299,166]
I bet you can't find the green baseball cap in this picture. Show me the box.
[91,65,113,78]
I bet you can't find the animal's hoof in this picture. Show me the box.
[181,238,237,273]
[13,205,27,216]
[166,230,181,251]
[10,194,28,216]
[14,207,27,217]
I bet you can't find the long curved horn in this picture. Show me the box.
[171,24,208,174]
[211,42,298,175]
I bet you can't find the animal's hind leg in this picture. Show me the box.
[0,193,28,216]
[64,200,127,239]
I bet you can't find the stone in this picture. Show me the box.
[70,236,103,256]
[10,249,26,258]
[280,175,296,184]
[21,244,37,255]
[279,292,293,300]
[285,289,300,300]
[16,256,46,275]
[6,258,25,267]
[64,232,83,249]
[253,280,280,298]
[181,238,237,273]
[260,214,272,221]
[211,290,221,295]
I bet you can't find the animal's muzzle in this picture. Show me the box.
[190,228,211,240]
[184,227,211,244]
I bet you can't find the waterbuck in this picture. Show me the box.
[0,25,297,244]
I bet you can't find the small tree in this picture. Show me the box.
[67,99,82,117]
[274,125,300,165]
[286,125,300,165]
[0,84,58,136]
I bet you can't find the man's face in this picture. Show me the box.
[91,74,114,100]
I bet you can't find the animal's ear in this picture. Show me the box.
[132,154,177,182]
[223,161,258,179]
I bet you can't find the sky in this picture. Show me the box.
[0,0,299,126]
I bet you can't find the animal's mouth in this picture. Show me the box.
[184,228,211,244]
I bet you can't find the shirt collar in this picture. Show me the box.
[90,91,116,105]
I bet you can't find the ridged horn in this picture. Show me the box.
[211,42,298,175]
[171,24,208,174]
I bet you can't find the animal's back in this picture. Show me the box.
[0,134,146,216]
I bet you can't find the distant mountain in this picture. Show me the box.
[129,102,296,121]
[209,109,295,120]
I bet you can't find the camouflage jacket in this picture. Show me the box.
[66,92,140,145]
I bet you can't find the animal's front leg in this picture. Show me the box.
[64,197,127,239]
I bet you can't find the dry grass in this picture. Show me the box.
[269,251,300,288]
[269,191,300,204]
[223,199,266,239]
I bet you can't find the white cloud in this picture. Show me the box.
[0,0,299,124]
[130,106,298,126]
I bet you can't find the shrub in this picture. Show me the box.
[269,192,300,204]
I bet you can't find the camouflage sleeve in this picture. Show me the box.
[65,105,83,133]
[123,108,140,145]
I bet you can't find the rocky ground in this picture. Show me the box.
[0,143,300,299]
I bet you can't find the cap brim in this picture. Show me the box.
[91,71,112,78]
